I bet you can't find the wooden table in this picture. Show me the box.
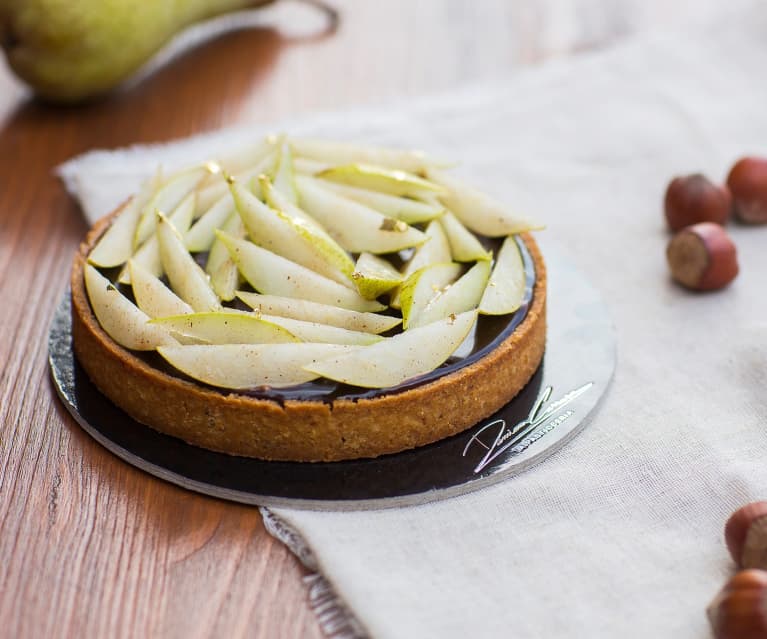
[0,2,723,636]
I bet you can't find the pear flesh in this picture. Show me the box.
[428,169,544,237]
[150,312,299,345]
[290,138,445,174]
[399,262,462,329]
[206,211,246,302]
[156,212,221,312]
[304,310,479,389]
[296,176,426,254]
[317,164,445,199]
[352,253,403,300]
[129,260,193,319]
[409,260,491,329]
[439,210,492,262]
[157,343,357,390]
[84,264,177,350]
[236,292,402,334]
[479,236,528,315]
[87,170,163,268]
[217,231,383,313]
[255,314,383,346]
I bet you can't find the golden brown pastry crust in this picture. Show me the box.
[71,212,547,462]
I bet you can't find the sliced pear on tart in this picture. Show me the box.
[156,342,358,390]
[427,169,544,237]
[156,212,221,312]
[409,260,491,329]
[272,138,299,205]
[133,165,210,249]
[398,262,462,329]
[185,191,235,253]
[479,235,527,315]
[351,253,403,300]
[217,231,384,313]
[290,137,446,173]
[194,150,275,214]
[318,181,446,224]
[231,178,354,286]
[304,310,478,389]
[317,163,445,199]
[118,192,197,285]
[150,312,299,345]
[84,264,177,350]
[439,210,492,262]
[391,219,453,309]
[129,260,193,319]
[88,169,163,268]
[296,176,426,254]
[255,314,383,346]
[206,211,246,302]
[236,292,401,334]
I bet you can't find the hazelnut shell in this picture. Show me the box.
[707,569,767,639]
[666,222,738,291]
[726,502,767,570]
[664,174,732,231]
[727,157,767,224]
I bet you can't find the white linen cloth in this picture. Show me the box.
[59,4,767,637]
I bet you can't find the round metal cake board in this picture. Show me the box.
[49,247,615,511]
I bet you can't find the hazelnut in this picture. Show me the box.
[664,174,732,231]
[707,569,767,639]
[727,157,767,224]
[726,502,767,570]
[666,222,738,291]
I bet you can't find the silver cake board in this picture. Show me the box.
[49,247,614,511]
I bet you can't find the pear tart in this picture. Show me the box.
[70,137,547,462]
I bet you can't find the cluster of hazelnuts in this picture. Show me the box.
[665,157,767,291]
[707,502,767,638]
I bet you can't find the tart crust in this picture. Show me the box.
[70,211,547,462]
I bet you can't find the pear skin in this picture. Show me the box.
[1,0,273,102]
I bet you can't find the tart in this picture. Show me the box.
[70,137,547,462]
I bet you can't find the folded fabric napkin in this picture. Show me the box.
[59,3,767,637]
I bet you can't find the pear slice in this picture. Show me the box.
[294,157,331,175]
[195,150,276,213]
[427,169,544,237]
[150,312,299,345]
[319,181,445,224]
[157,343,357,390]
[260,174,325,233]
[352,253,403,300]
[399,262,461,329]
[217,231,384,313]
[88,169,163,268]
[156,212,220,312]
[256,314,383,346]
[185,191,234,253]
[317,164,445,199]
[409,260,491,329]
[272,139,298,204]
[479,236,527,315]
[129,260,193,318]
[211,136,275,176]
[390,220,453,309]
[117,192,197,285]
[304,310,478,389]
[296,176,426,253]
[230,178,354,286]
[439,210,492,262]
[236,292,401,334]
[133,165,209,249]
[206,211,246,301]
[83,264,177,350]
[290,137,446,173]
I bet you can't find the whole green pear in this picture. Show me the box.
[0,0,273,103]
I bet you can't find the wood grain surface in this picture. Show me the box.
[0,1,724,637]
